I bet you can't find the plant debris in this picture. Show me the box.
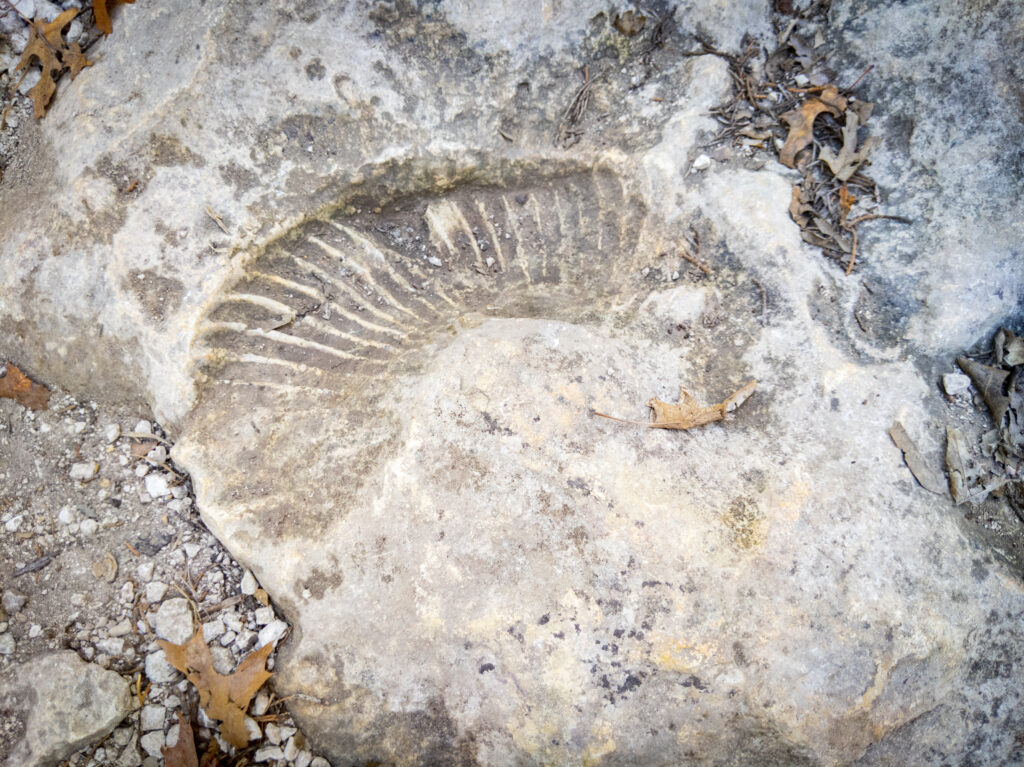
[162,711,200,767]
[12,9,91,119]
[93,0,135,36]
[0,363,51,410]
[703,6,910,274]
[945,327,1024,510]
[888,421,945,495]
[158,627,274,748]
[595,380,756,431]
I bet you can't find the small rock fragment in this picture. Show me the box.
[104,423,122,443]
[144,473,171,499]
[254,606,275,626]
[70,462,99,482]
[145,581,169,603]
[153,597,196,644]
[2,591,28,613]
[240,570,258,595]
[258,620,289,647]
[254,746,285,762]
[139,731,165,758]
[91,552,119,583]
[692,154,712,171]
[943,372,972,397]
[80,518,99,536]
[144,649,179,683]
[140,704,165,731]
[134,420,153,435]
[0,632,15,654]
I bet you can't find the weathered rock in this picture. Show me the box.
[1,0,1023,765]
[0,651,131,767]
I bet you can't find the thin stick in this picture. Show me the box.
[844,65,874,92]
[680,250,710,275]
[845,227,859,275]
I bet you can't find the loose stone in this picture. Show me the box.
[69,462,99,481]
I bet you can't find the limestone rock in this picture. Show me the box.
[0,651,131,767]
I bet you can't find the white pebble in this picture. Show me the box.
[154,598,196,644]
[137,561,155,581]
[427,256,443,267]
[240,570,258,595]
[254,606,275,626]
[139,731,164,758]
[69,462,99,481]
[79,519,99,536]
[692,153,712,171]
[95,637,124,655]
[145,446,168,465]
[140,704,165,731]
[284,737,301,760]
[135,464,150,478]
[265,722,282,744]
[258,620,288,647]
[202,619,225,640]
[134,420,153,435]
[183,543,200,559]
[57,506,76,525]
[4,515,24,532]
[104,423,121,443]
[251,690,271,716]
[943,372,972,396]
[145,473,171,499]
[28,623,41,638]
[310,757,331,767]
[0,633,15,655]
[109,618,133,637]
[254,746,285,762]
[145,649,179,683]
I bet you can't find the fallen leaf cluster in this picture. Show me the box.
[6,0,134,120]
[704,6,908,274]
[595,380,756,431]
[947,328,1024,509]
[0,362,50,410]
[157,628,274,749]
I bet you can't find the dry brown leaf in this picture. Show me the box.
[94,0,135,36]
[162,711,200,767]
[158,628,273,748]
[595,381,757,431]
[838,184,855,227]
[14,10,92,118]
[778,84,847,168]
[958,357,1010,425]
[819,110,879,181]
[0,364,51,410]
[888,421,945,495]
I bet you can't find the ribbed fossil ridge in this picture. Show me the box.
[198,170,651,394]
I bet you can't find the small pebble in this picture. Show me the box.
[943,372,972,397]
[202,619,225,639]
[145,445,167,465]
[2,592,28,613]
[294,752,313,767]
[4,515,23,532]
[135,464,150,478]
[240,570,258,595]
[251,690,271,716]
[109,618,133,637]
[104,423,121,443]
[254,606,275,626]
[254,746,285,762]
[265,722,282,744]
[69,462,99,481]
[0,633,15,655]
[145,649,179,683]
[28,623,41,638]
[137,561,155,581]
[140,704,165,732]
[79,518,99,536]
[57,506,76,525]
[310,757,331,767]
[134,420,153,435]
[258,619,288,647]
[427,256,443,267]
[154,598,196,644]
[692,153,712,171]
[145,473,170,499]
[95,637,124,655]
[139,731,164,758]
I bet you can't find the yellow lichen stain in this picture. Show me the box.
[582,720,616,765]
[651,635,718,673]
[720,497,765,551]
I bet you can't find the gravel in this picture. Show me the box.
[0,384,332,765]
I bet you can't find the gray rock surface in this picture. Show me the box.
[0,650,131,767]
[1,0,1023,765]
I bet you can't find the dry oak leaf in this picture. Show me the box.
[157,629,274,748]
[778,84,848,168]
[595,380,757,430]
[0,364,51,410]
[93,0,135,36]
[14,9,92,119]
[162,711,200,767]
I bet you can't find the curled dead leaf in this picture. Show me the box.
[595,380,757,431]
[778,84,847,168]
[162,711,199,767]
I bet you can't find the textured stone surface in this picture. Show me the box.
[0,651,132,767]
[1,0,1023,765]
